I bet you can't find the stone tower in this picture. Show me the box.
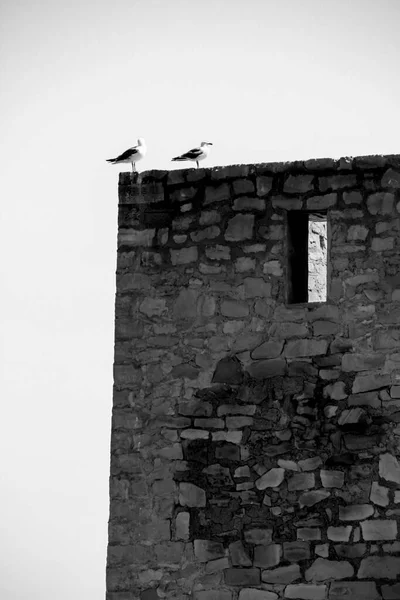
[107,156,400,600]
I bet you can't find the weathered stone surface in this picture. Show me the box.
[358,555,400,579]
[306,193,336,210]
[334,544,366,559]
[299,490,330,508]
[320,470,344,488]
[194,539,225,562]
[205,183,230,205]
[305,558,354,582]
[320,174,357,191]
[194,591,233,600]
[370,481,389,506]
[262,564,301,584]
[229,540,252,566]
[233,197,265,211]
[352,372,391,393]
[298,457,322,471]
[284,584,326,600]
[382,168,400,188]
[256,468,285,490]
[173,288,200,319]
[224,568,261,586]
[251,341,284,359]
[118,228,155,247]
[361,519,397,540]
[284,339,328,358]
[244,528,273,545]
[221,300,249,317]
[179,482,206,507]
[175,511,190,540]
[170,246,198,265]
[253,544,282,568]
[339,504,374,521]
[327,526,352,542]
[342,352,384,372]
[284,175,314,193]
[329,581,380,600]
[247,359,287,379]
[212,357,243,384]
[256,176,274,196]
[288,473,315,491]
[244,277,271,298]
[382,583,400,600]
[379,452,400,484]
[225,214,255,241]
[283,542,310,562]
[297,528,321,541]
[239,590,278,600]
[367,191,394,214]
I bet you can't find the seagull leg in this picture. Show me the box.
[196,161,199,169]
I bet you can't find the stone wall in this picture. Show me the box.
[107,155,400,600]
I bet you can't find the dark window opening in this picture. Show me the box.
[287,211,327,304]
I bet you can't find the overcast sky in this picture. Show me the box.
[1,1,400,598]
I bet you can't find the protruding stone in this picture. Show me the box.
[379,452,400,484]
[327,526,352,542]
[320,470,345,488]
[382,168,400,188]
[175,512,190,540]
[288,473,315,491]
[256,468,285,490]
[339,504,374,521]
[358,556,400,579]
[284,175,314,193]
[284,339,328,358]
[305,558,353,582]
[251,341,284,359]
[229,540,252,566]
[262,564,301,584]
[352,373,391,393]
[283,542,310,562]
[370,481,389,506]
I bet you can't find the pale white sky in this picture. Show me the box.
[0,1,399,598]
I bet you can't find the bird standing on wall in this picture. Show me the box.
[171,141,213,168]
[106,138,147,172]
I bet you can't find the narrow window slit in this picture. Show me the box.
[287,211,327,304]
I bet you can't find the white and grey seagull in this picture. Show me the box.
[172,141,213,168]
[106,138,147,172]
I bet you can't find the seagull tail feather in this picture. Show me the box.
[106,158,116,163]
[172,156,187,162]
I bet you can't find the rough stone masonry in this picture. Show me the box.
[107,154,400,600]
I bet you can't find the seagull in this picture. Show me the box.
[172,141,213,168]
[106,138,146,172]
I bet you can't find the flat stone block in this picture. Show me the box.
[284,174,314,193]
[194,591,233,600]
[297,528,321,541]
[382,583,400,600]
[306,193,337,210]
[320,470,344,488]
[225,214,255,241]
[194,539,225,562]
[253,544,282,568]
[244,528,273,545]
[239,589,278,600]
[229,540,252,566]
[244,277,272,298]
[179,482,206,507]
[327,526,352,542]
[247,359,287,379]
[205,183,230,205]
[339,504,374,521]
[352,372,391,393]
[284,339,328,358]
[299,490,330,508]
[262,564,301,584]
[288,473,315,491]
[224,568,261,586]
[251,341,284,359]
[379,452,400,484]
[283,542,310,562]
[170,246,198,265]
[329,581,379,600]
[284,584,326,600]
[358,555,400,579]
[305,558,353,582]
[361,519,397,540]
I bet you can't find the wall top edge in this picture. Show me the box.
[118,154,400,188]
